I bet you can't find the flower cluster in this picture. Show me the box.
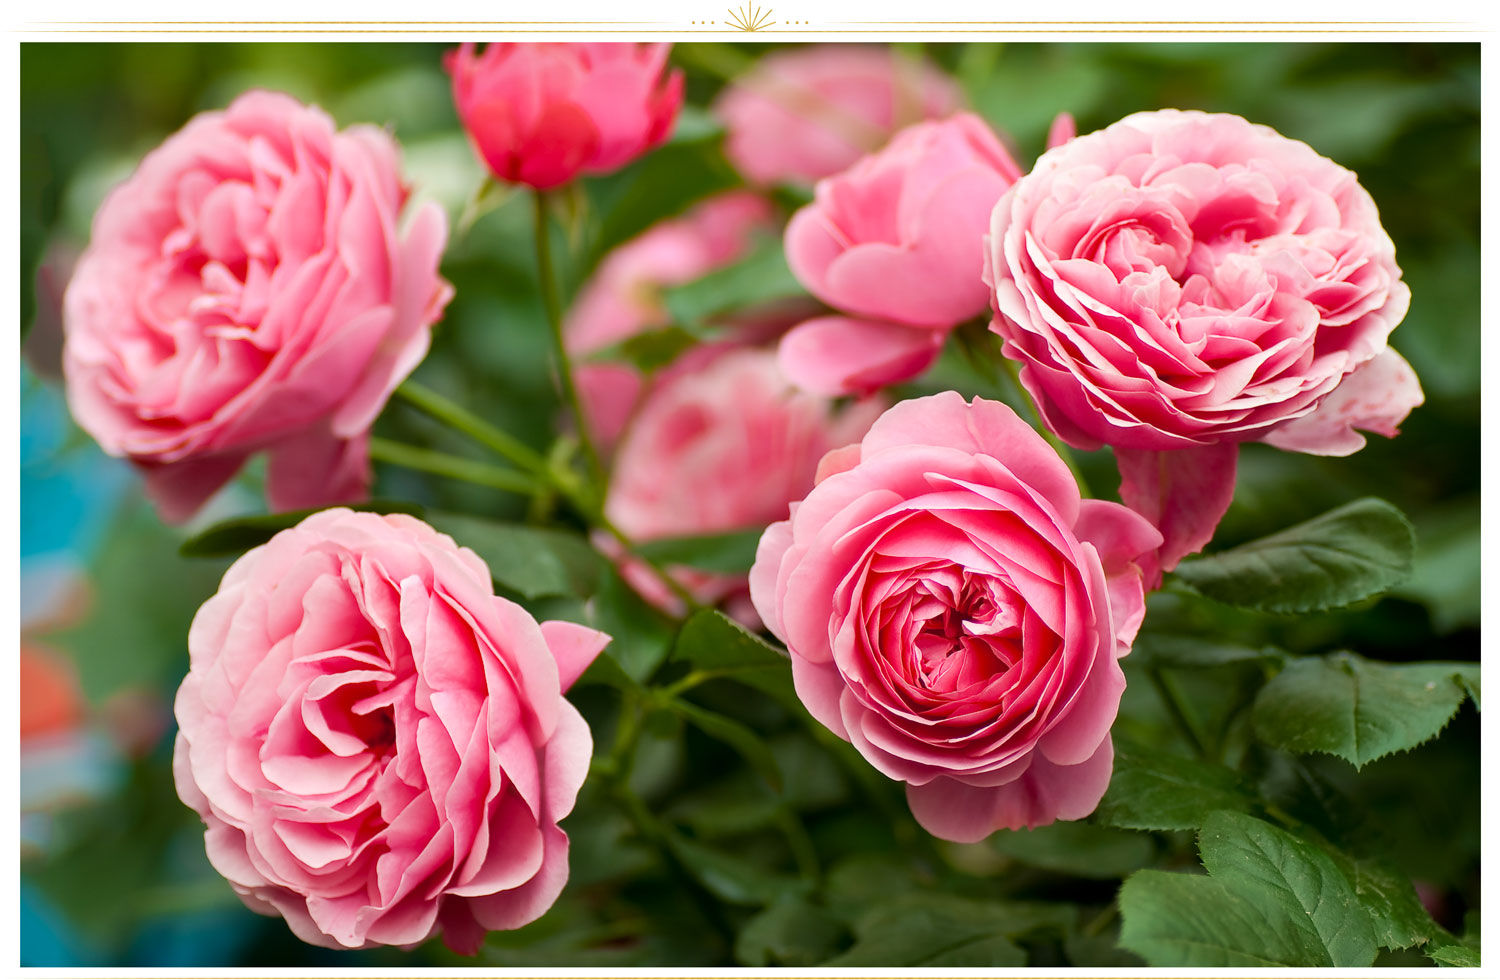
[56,42,1424,957]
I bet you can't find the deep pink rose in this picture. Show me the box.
[446,43,683,190]
[987,109,1422,572]
[63,90,451,523]
[603,348,883,625]
[780,113,1024,395]
[715,45,963,187]
[173,509,609,953]
[565,192,779,448]
[749,393,1161,841]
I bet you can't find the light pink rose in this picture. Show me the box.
[62,90,451,524]
[780,113,1024,395]
[173,508,609,953]
[715,45,963,187]
[749,393,1161,842]
[602,348,883,625]
[446,43,683,190]
[565,192,779,448]
[987,109,1421,573]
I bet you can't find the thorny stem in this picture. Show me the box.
[366,438,540,496]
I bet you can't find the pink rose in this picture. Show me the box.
[780,113,1024,395]
[986,109,1422,572]
[173,508,609,953]
[603,348,883,625]
[566,192,779,448]
[62,91,451,523]
[446,43,683,190]
[749,393,1161,842]
[715,45,963,187]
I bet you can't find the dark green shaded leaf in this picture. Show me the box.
[1095,738,1259,831]
[1327,851,1440,950]
[735,899,848,967]
[1173,498,1415,614]
[178,499,425,557]
[990,821,1155,879]
[587,566,678,682]
[662,237,806,329]
[425,511,602,600]
[669,697,783,792]
[824,894,1071,967]
[634,527,764,575]
[1252,652,1476,768]
[663,832,808,906]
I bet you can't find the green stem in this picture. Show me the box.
[533,190,604,490]
[393,380,547,474]
[596,513,705,614]
[367,437,540,496]
[1148,666,1210,762]
[993,351,1093,498]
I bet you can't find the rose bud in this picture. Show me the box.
[987,109,1422,575]
[780,113,1025,395]
[602,347,883,625]
[62,90,451,523]
[750,393,1161,842]
[715,44,963,187]
[446,42,683,190]
[172,509,609,952]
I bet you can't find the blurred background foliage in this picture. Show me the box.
[19,41,1478,966]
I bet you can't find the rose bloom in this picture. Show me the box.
[603,348,883,625]
[987,109,1422,570]
[63,91,450,523]
[173,509,609,952]
[565,192,780,448]
[446,43,683,189]
[715,45,963,187]
[750,393,1161,841]
[781,113,1024,395]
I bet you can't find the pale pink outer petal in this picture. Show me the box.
[1115,442,1239,581]
[538,620,611,693]
[777,315,943,396]
[1260,348,1424,457]
[140,450,252,524]
[905,736,1115,841]
[264,426,371,513]
[748,518,795,642]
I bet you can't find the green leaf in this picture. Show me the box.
[663,832,808,907]
[615,325,706,372]
[824,894,1070,967]
[990,821,1155,879]
[735,899,848,967]
[1120,870,1327,967]
[672,608,787,671]
[661,237,807,329]
[1327,851,1441,950]
[1119,811,1376,967]
[1173,498,1415,614]
[178,499,425,557]
[633,527,764,575]
[668,697,783,792]
[1199,811,1377,966]
[1094,737,1260,831]
[1251,652,1477,768]
[1428,943,1481,967]
[587,566,678,683]
[425,512,602,600]
[1131,633,1287,670]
